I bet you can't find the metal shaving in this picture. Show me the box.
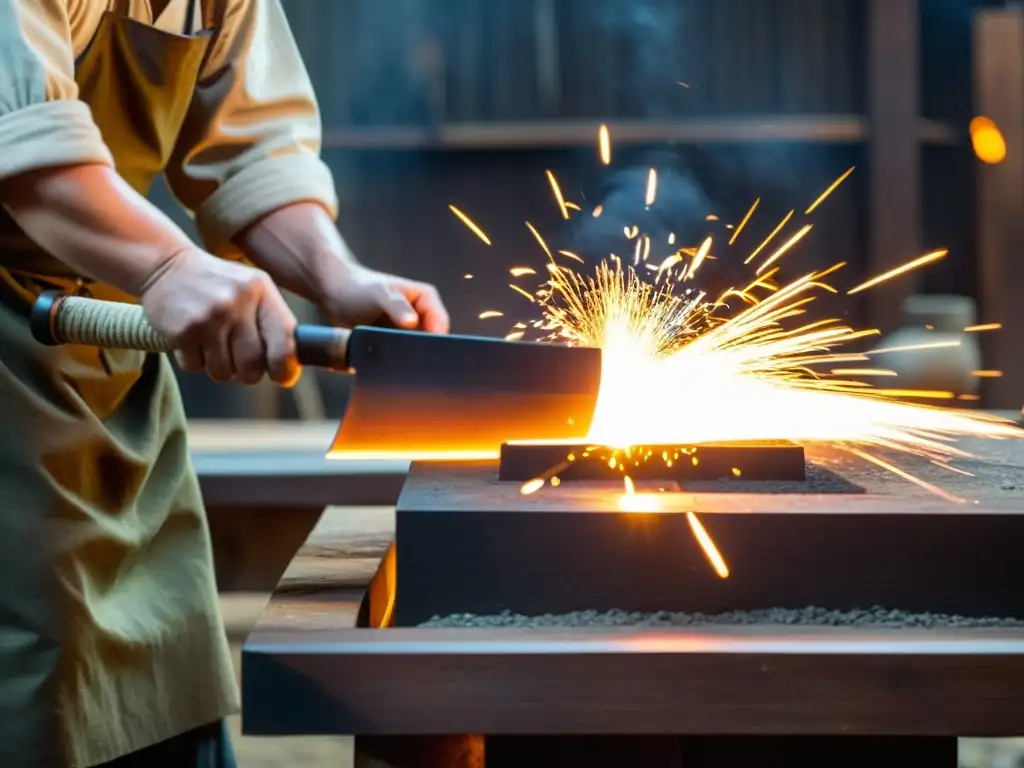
[421,605,1024,629]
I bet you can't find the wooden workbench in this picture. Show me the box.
[188,420,407,591]
[242,438,1024,767]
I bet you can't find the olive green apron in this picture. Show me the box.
[0,2,238,766]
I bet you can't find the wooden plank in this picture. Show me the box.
[867,0,922,333]
[187,420,409,508]
[243,623,1024,736]
[318,117,958,150]
[974,9,1024,409]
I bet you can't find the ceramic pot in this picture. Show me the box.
[869,294,982,396]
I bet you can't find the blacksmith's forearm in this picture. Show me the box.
[0,164,194,296]
[235,202,356,304]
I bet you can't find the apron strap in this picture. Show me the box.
[184,0,200,35]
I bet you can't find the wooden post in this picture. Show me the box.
[974,9,1024,410]
[867,0,921,333]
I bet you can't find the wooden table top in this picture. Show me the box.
[188,421,409,507]
[242,435,1024,737]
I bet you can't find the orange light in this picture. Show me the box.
[970,116,1007,164]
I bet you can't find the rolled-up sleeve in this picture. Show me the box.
[0,0,113,180]
[165,0,338,253]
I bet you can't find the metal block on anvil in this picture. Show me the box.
[363,459,1024,628]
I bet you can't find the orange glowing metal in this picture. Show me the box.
[973,370,1003,378]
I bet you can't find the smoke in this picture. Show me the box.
[554,151,747,301]
[591,0,685,119]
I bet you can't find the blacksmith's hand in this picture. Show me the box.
[320,263,450,334]
[140,247,300,387]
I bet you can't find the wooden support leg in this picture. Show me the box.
[354,735,484,768]
[679,735,958,767]
[485,736,682,768]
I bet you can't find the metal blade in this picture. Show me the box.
[328,327,600,457]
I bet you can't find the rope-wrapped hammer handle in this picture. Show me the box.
[30,291,354,370]
[31,293,173,352]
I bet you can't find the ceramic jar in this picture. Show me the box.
[869,294,982,397]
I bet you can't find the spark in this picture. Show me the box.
[745,210,793,264]
[845,448,964,504]
[805,167,855,215]
[598,124,612,165]
[756,224,813,274]
[645,169,657,207]
[525,221,553,261]
[546,170,570,220]
[528,256,1020,488]
[464,274,473,279]
[687,513,730,578]
[510,266,537,277]
[509,284,536,302]
[973,370,1003,378]
[684,237,713,281]
[964,323,1001,332]
[449,205,492,245]
[847,250,948,295]
[829,368,898,377]
[869,340,960,355]
[478,310,503,319]
[593,205,604,217]
[521,478,544,495]
[453,147,1021,577]
[729,198,759,245]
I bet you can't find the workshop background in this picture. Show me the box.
[152,1,1024,765]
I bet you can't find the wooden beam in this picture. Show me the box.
[867,0,922,333]
[243,624,1024,736]
[319,116,958,151]
[974,9,1024,410]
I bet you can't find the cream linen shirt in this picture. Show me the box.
[0,0,338,252]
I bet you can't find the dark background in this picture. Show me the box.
[149,0,990,418]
